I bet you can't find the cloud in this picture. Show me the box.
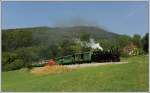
[127,10,137,17]
[126,3,147,17]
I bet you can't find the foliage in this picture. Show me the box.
[141,33,149,53]
[114,35,132,49]
[14,47,42,66]
[2,52,16,66]
[120,51,129,57]
[132,34,141,48]
[10,59,24,70]
[98,39,113,50]
[2,52,24,71]
[80,32,90,42]
[2,26,118,52]
[2,29,34,52]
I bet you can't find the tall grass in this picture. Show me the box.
[30,65,73,74]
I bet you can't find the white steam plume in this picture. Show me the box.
[75,38,103,50]
[87,38,103,50]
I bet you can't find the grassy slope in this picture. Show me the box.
[2,55,149,92]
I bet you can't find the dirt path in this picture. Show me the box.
[31,62,128,74]
[64,62,128,68]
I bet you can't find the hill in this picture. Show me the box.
[2,26,120,51]
[2,26,127,71]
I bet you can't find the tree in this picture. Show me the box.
[14,47,35,67]
[2,52,24,71]
[141,33,149,53]
[132,34,141,48]
[80,32,90,42]
[2,52,18,66]
[98,39,113,50]
[114,35,132,49]
[48,44,59,58]
[2,30,34,52]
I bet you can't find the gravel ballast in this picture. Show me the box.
[64,62,128,68]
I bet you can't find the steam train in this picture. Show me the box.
[32,48,120,67]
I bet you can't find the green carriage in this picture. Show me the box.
[56,51,92,65]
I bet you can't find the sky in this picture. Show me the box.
[2,1,149,36]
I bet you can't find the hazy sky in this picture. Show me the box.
[2,1,148,36]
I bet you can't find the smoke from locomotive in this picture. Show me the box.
[75,38,103,50]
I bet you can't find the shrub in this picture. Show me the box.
[120,51,129,57]
[2,52,18,65]
[2,59,24,71]
[11,59,24,70]
[2,52,25,71]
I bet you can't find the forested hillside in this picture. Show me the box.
[2,26,119,51]
[2,26,148,71]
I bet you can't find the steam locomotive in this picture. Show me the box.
[32,48,120,67]
[56,48,120,65]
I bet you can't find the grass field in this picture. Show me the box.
[2,55,149,92]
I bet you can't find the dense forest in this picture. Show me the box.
[2,26,149,71]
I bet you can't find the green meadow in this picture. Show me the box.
[2,55,149,92]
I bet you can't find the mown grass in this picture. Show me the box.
[2,55,149,92]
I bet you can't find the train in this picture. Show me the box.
[32,48,120,67]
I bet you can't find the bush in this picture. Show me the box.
[2,59,24,71]
[11,59,24,70]
[2,52,25,71]
[2,52,18,65]
[120,52,129,57]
